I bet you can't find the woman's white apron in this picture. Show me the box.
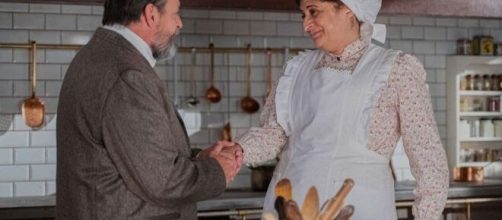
[266,44,399,220]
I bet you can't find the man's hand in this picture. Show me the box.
[228,144,243,171]
[198,141,244,185]
[197,141,234,159]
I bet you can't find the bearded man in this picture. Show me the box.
[56,0,241,219]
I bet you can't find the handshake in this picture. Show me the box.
[197,141,243,185]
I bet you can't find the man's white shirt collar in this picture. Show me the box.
[103,25,156,67]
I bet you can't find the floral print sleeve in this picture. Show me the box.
[236,81,288,165]
[394,54,449,220]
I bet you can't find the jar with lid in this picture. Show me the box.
[470,119,480,137]
[486,150,493,162]
[460,149,468,162]
[496,42,502,56]
[474,149,486,162]
[459,119,471,138]
[472,98,483,111]
[499,75,502,91]
[480,119,494,137]
[491,74,501,90]
[495,120,502,137]
[465,149,475,162]
[487,96,500,112]
[465,75,473,90]
[473,74,483,90]
[460,75,469,90]
[473,36,481,55]
[494,149,502,161]
[480,36,495,55]
[457,39,472,55]
[460,97,471,112]
[483,74,491,90]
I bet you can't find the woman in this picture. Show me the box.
[235,0,449,219]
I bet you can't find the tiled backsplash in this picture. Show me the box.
[0,2,501,198]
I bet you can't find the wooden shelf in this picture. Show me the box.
[447,56,502,179]
[459,112,502,117]
[460,137,502,142]
[458,162,497,167]
[459,91,502,96]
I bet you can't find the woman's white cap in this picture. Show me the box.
[341,0,386,44]
[340,0,381,25]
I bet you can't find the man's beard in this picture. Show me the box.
[152,31,178,61]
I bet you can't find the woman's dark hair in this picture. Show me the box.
[102,0,167,26]
[294,0,344,7]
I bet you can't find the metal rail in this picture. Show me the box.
[0,43,306,54]
[396,197,502,220]
[198,208,262,217]
[197,197,502,219]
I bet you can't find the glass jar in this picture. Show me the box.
[487,96,500,112]
[494,149,502,162]
[457,39,472,55]
[480,36,495,55]
[465,149,475,162]
[486,149,493,162]
[472,98,482,111]
[480,119,494,137]
[465,75,473,90]
[470,119,480,137]
[460,149,468,162]
[491,74,501,90]
[473,74,483,90]
[460,97,470,112]
[460,75,469,90]
[496,42,502,56]
[459,119,471,138]
[495,120,502,137]
[474,149,485,162]
[499,75,502,91]
[483,74,491,90]
[473,36,481,55]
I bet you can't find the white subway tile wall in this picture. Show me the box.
[0,2,502,197]
[0,182,13,197]
[14,181,45,197]
[29,4,60,14]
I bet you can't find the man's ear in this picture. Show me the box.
[143,3,160,28]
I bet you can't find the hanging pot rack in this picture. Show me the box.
[0,42,304,54]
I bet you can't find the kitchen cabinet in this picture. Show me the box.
[447,56,502,178]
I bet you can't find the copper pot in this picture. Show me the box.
[454,166,484,182]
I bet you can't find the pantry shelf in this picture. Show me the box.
[460,137,502,142]
[447,55,502,179]
[459,162,499,167]
[459,112,502,117]
[459,91,502,96]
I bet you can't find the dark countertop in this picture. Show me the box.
[2,180,502,211]
[198,179,502,211]
[395,179,502,201]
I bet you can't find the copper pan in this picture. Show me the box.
[454,166,484,182]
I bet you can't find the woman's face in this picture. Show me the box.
[300,0,354,52]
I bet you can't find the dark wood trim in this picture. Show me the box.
[181,0,298,11]
[0,0,501,18]
[380,0,502,18]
